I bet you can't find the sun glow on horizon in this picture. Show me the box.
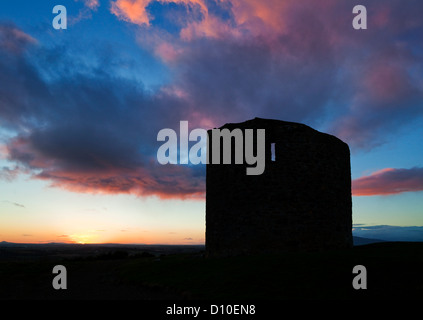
[69,233,97,244]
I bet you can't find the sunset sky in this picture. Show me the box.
[0,0,422,244]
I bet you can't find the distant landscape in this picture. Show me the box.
[0,241,204,261]
[0,236,385,261]
[1,238,422,300]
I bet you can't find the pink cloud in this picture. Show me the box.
[154,41,182,63]
[0,144,8,159]
[6,134,205,200]
[0,24,37,54]
[330,44,423,149]
[180,14,239,41]
[82,0,100,10]
[35,165,205,200]
[352,167,423,196]
[360,56,415,105]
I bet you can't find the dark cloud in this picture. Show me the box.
[2,200,25,208]
[0,165,25,182]
[1,0,423,199]
[149,0,423,149]
[0,22,205,199]
[12,202,25,208]
[0,23,37,54]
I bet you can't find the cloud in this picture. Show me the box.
[1,0,423,200]
[6,133,205,199]
[69,0,101,25]
[0,22,205,199]
[0,23,37,54]
[330,49,423,149]
[110,0,150,26]
[2,200,25,208]
[0,166,25,182]
[133,0,423,150]
[352,167,423,196]
[81,0,100,10]
[12,202,25,208]
[110,0,207,26]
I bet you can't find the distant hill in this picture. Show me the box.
[353,236,386,246]
[0,241,69,247]
[353,225,423,242]
[0,238,414,248]
[0,241,25,247]
[0,238,390,247]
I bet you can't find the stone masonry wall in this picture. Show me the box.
[206,118,353,257]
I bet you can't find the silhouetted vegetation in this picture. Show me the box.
[1,242,422,300]
[95,250,129,260]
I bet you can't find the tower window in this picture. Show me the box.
[271,143,276,161]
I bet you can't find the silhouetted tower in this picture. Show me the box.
[206,118,352,257]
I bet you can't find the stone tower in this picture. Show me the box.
[206,118,352,257]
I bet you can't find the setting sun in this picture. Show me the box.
[70,234,96,244]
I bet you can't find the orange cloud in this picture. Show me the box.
[228,0,289,35]
[111,0,152,25]
[180,14,237,41]
[110,0,207,26]
[110,0,291,42]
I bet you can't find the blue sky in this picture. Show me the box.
[0,0,422,243]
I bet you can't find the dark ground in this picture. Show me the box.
[0,241,422,300]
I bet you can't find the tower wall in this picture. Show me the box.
[206,118,352,257]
